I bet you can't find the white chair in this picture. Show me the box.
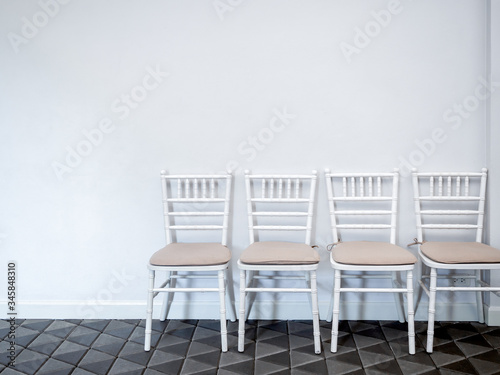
[325,169,417,354]
[237,170,321,354]
[411,168,500,353]
[145,170,236,352]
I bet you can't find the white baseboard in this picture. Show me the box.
[6,299,500,324]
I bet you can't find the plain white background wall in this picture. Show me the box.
[0,0,497,321]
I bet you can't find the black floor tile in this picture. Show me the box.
[2,319,500,374]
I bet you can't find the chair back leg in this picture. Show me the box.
[310,270,321,354]
[392,271,406,323]
[426,268,438,353]
[159,271,172,321]
[145,269,155,351]
[407,270,416,355]
[330,269,342,353]
[217,270,228,352]
[475,269,485,323]
[238,269,246,352]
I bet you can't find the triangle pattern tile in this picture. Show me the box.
[326,351,363,375]
[80,320,110,332]
[259,333,289,350]
[259,350,290,368]
[289,334,314,350]
[397,352,437,375]
[179,357,217,375]
[440,359,477,374]
[290,349,320,368]
[36,358,74,375]
[78,349,116,375]
[45,320,77,339]
[20,319,53,332]
[187,341,220,357]
[12,349,48,375]
[219,359,254,375]
[455,334,493,357]
[429,341,467,368]
[348,321,380,333]
[292,358,328,374]
[147,349,184,370]
[468,349,500,375]
[11,326,40,347]
[27,333,63,356]
[66,326,101,347]
[483,328,500,349]
[442,323,479,341]
[364,359,402,375]
[91,333,126,356]
[219,350,254,367]
[260,320,288,334]
[51,341,88,366]
[148,358,184,374]
[387,336,425,358]
[257,327,288,341]
[255,341,288,359]
[254,359,289,375]
[108,358,145,375]
[118,341,154,366]
[358,342,395,368]
[103,320,136,339]
[417,326,453,348]
[128,325,161,347]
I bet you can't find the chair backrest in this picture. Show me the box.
[411,168,487,243]
[325,169,400,244]
[244,170,318,245]
[160,171,232,246]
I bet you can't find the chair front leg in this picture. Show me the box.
[331,269,341,353]
[159,271,172,321]
[475,269,485,323]
[426,267,437,353]
[218,270,228,352]
[326,272,335,323]
[238,269,246,352]
[145,269,155,351]
[406,270,415,355]
[310,270,321,354]
[224,269,237,322]
[392,271,406,323]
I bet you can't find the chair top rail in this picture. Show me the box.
[169,225,224,230]
[252,211,308,216]
[330,197,392,201]
[246,173,316,179]
[413,170,486,177]
[167,212,224,216]
[420,224,479,229]
[418,196,481,201]
[336,224,392,229]
[253,225,308,231]
[326,172,396,178]
[420,210,480,215]
[250,198,310,203]
[161,172,231,179]
[334,210,393,215]
[166,198,226,202]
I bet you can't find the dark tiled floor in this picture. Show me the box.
[1,319,500,374]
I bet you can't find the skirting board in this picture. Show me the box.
[5,300,500,325]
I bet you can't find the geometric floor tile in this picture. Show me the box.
[2,319,500,374]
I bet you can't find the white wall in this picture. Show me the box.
[0,0,497,321]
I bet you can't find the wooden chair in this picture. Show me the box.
[411,168,500,353]
[144,170,235,352]
[325,169,417,354]
[237,170,321,354]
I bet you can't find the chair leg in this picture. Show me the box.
[392,271,406,323]
[218,270,228,352]
[426,268,438,353]
[145,269,155,351]
[475,269,485,323]
[159,271,172,321]
[326,272,335,323]
[406,270,415,355]
[310,270,321,354]
[238,269,246,352]
[245,271,256,320]
[331,269,341,353]
[224,269,237,322]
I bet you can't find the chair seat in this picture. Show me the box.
[149,243,231,266]
[420,242,500,264]
[332,241,417,266]
[240,241,320,265]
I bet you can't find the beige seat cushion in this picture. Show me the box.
[239,241,320,265]
[420,242,500,264]
[150,243,231,266]
[332,241,417,266]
